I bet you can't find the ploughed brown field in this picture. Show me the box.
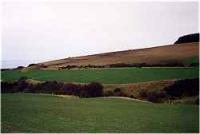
[28,42,199,70]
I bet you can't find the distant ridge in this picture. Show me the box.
[22,41,199,70]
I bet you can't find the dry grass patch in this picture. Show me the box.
[104,80,176,98]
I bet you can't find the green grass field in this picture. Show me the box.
[1,67,199,84]
[1,93,199,133]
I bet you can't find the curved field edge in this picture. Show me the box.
[1,93,199,133]
[1,67,199,84]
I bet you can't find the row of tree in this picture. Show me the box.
[58,62,198,70]
[1,77,199,103]
[1,78,103,98]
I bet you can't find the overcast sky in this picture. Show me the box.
[1,1,199,67]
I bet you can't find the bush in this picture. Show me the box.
[113,88,122,96]
[39,81,61,93]
[147,91,166,103]
[130,95,135,98]
[63,83,80,96]
[138,89,167,103]
[164,78,199,98]
[104,90,113,96]
[85,82,103,97]
[1,78,104,98]
[139,90,147,98]
[16,77,29,92]
[78,82,103,97]
[1,81,18,93]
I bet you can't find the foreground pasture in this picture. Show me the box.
[2,94,199,133]
[1,67,199,84]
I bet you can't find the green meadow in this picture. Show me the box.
[1,67,199,84]
[2,93,199,133]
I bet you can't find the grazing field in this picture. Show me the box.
[1,67,199,84]
[1,93,199,133]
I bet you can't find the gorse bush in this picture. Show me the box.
[1,78,103,98]
[147,91,167,103]
[104,90,114,96]
[84,82,103,97]
[164,78,199,98]
[138,78,199,103]
[113,88,122,96]
[139,90,148,98]
[139,89,167,103]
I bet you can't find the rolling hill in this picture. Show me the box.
[26,42,199,70]
[2,93,199,133]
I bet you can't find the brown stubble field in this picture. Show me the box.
[36,42,199,69]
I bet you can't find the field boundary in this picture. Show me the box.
[97,96,152,103]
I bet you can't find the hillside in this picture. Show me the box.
[2,93,199,133]
[27,42,199,70]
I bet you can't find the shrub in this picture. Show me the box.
[63,83,80,96]
[1,81,17,93]
[104,90,113,96]
[130,95,135,98]
[1,80,104,98]
[139,90,147,98]
[39,81,64,94]
[85,82,103,97]
[164,78,199,98]
[79,86,88,98]
[16,77,29,92]
[147,91,166,103]
[23,84,35,93]
[138,89,167,103]
[113,88,122,96]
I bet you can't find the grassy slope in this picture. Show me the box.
[2,68,199,84]
[2,93,199,133]
[37,42,199,68]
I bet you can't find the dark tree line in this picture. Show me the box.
[138,78,199,103]
[1,77,199,103]
[58,65,105,70]
[1,78,103,98]
[57,62,197,70]
[164,78,199,98]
